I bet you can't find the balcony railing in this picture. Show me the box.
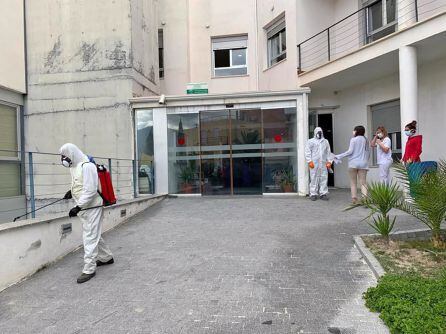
[297,0,446,73]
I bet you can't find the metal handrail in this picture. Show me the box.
[298,0,446,72]
[0,148,133,161]
[296,0,430,72]
[297,4,370,47]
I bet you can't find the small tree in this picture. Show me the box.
[346,182,401,242]
[394,161,446,248]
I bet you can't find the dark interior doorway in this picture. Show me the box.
[317,113,335,187]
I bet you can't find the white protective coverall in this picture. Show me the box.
[304,127,332,197]
[59,143,113,274]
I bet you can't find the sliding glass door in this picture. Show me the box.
[230,109,262,195]
[200,111,232,195]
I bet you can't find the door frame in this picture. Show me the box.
[309,107,337,187]
[199,108,264,196]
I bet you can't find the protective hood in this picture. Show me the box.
[59,143,89,167]
[314,127,324,139]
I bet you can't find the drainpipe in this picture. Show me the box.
[254,0,260,91]
[23,0,29,209]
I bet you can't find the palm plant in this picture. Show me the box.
[345,182,401,241]
[393,161,446,248]
[280,168,296,192]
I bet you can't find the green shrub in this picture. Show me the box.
[364,271,446,334]
[345,182,401,239]
[394,160,446,248]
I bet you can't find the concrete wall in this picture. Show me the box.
[0,0,26,94]
[159,0,190,95]
[257,0,298,91]
[160,0,260,95]
[0,195,165,292]
[24,0,159,199]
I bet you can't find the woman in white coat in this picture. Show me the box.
[336,125,370,204]
[370,126,393,184]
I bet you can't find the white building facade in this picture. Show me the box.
[145,0,446,192]
[1,0,446,221]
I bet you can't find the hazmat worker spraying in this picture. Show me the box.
[60,143,114,284]
[304,127,334,201]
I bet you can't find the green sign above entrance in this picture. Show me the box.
[186,83,208,95]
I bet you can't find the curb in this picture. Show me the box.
[354,235,386,280]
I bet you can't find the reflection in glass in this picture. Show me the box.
[262,108,297,193]
[231,109,262,195]
[136,109,154,194]
[232,49,246,66]
[167,114,200,194]
[200,111,231,195]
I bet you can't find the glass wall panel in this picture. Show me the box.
[200,111,231,195]
[262,108,297,193]
[136,109,154,194]
[167,114,200,194]
[231,109,262,195]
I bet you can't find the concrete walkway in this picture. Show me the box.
[0,191,419,333]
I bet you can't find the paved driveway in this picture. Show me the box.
[0,191,419,333]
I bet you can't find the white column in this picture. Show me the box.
[399,46,418,153]
[153,107,169,194]
[296,93,309,196]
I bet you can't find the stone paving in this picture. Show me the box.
[0,190,419,334]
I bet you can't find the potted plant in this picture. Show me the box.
[280,169,296,193]
[179,166,194,193]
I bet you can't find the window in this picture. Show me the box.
[212,35,248,77]
[158,29,164,79]
[370,100,402,165]
[365,0,397,43]
[267,18,286,67]
[0,103,22,198]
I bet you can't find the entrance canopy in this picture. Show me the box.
[130,90,310,196]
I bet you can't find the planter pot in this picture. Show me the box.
[181,183,193,194]
[282,184,294,193]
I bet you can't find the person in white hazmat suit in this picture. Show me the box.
[60,143,114,284]
[305,127,333,201]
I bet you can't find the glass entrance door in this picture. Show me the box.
[199,108,297,195]
[200,109,262,195]
[200,111,232,195]
[230,109,262,195]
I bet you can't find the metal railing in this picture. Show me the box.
[297,0,446,72]
[0,149,154,223]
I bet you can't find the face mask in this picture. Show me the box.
[405,130,414,137]
[61,156,72,168]
[316,131,322,139]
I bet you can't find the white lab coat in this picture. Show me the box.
[60,143,113,274]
